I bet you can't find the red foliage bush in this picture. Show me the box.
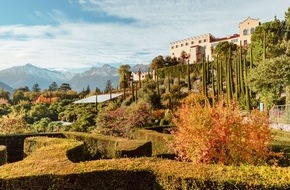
[96,101,152,138]
[172,93,273,165]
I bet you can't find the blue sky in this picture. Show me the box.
[0,0,289,72]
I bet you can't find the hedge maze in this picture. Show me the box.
[0,130,289,189]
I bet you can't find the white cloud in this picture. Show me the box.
[0,22,168,71]
[0,0,288,72]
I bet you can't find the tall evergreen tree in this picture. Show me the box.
[32,83,41,92]
[104,80,113,94]
[49,82,58,91]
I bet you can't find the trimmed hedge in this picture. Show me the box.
[64,132,152,159]
[0,137,290,190]
[0,145,7,166]
[0,130,290,189]
[0,132,152,163]
[24,137,88,163]
[0,133,64,162]
[130,129,175,158]
[0,171,158,190]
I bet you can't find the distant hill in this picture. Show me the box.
[131,64,150,72]
[0,63,72,90]
[69,64,119,92]
[0,82,14,95]
[0,63,151,92]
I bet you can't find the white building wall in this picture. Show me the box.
[169,17,260,63]
[131,72,149,82]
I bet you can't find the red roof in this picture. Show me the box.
[210,34,240,42]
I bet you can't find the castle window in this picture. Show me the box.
[171,46,174,49]
[204,39,206,42]
[250,27,255,34]
[199,40,202,43]
[191,41,194,45]
[181,44,184,47]
[172,53,175,56]
[176,45,178,48]
[243,29,249,35]
[231,39,238,43]
[185,42,188,46]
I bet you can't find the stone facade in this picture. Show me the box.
[170,17,260,64]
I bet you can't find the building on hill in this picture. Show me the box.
[169,17,260,64]
[131,71,150,82]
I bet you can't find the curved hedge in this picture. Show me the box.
[64,132,152,159]
[1,136,290,189]
[130,129,175,158]
[0,133,64,162]
[0,145,7,166]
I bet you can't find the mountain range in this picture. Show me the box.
[0,63,150,93]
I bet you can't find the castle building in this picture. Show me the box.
[131,71,150,82]
[169,17,260,64]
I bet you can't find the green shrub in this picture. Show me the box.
[32,117,51,132]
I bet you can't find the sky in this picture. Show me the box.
[0,0,289,72]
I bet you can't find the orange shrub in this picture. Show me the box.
[172,94,273,165]
[33,95,58,104]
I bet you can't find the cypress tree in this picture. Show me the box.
[202,57,207,97]
[168,73,172,109]
[131,76,135,102]
[244,56,250,110]
[206,55,210,82]
[216,55,220,97]
[226,52,231,104]
[156,69,160,96]
[187,59,191,91]
[239,42,245,95]
[211,61,216,99]
[235,55,239,99]
[249,45,253,97]
[228,47,233,99]
[217,55,223,97]
[123,73,126,99]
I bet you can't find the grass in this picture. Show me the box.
[272,129,290,146]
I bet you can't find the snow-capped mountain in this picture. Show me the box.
[69,64,119,91]
[0,63,72,89]
[0,63,150,92]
